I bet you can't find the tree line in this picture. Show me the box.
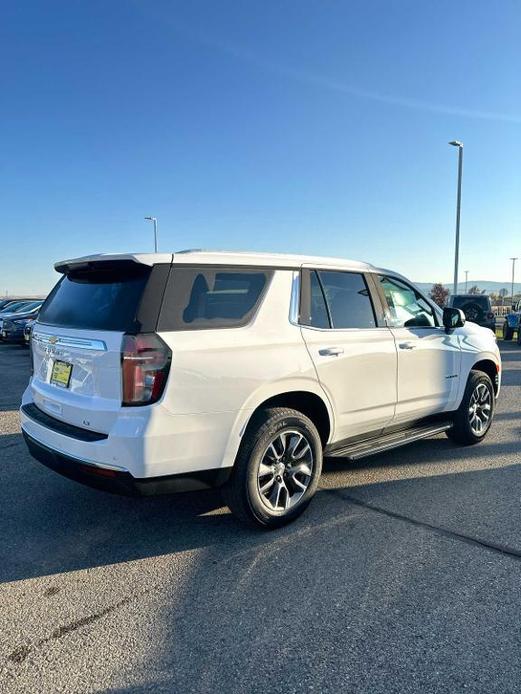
[428,284,513,308]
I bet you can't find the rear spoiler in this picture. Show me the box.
[55,253,174,274]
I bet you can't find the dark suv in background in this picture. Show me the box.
[448,294,496,333]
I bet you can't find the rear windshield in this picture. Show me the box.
[451,296,489,309]
[158,266,272,331]
[38,262,151,331]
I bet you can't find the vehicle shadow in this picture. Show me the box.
[1,339,519,586]
[105,460,521,694]
[1,423,520,585]
[0,432,237,584]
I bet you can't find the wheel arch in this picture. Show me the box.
[220,384,334,469]
[471,358,499,395]
[248,391,332,446]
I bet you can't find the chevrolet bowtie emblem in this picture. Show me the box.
[49,335,58,345]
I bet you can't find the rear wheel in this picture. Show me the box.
[223,407,322,529]
[517,328,521,346]
[503,321,513,340]
[447,371,495,445]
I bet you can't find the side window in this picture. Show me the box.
[317,271,376,329]
[300,270,330,328]
[379,276,436,328]
[158,266,272,330]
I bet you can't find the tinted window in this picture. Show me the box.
[317,271,376,329]
[300,270,330,328]
[159,267,271,330]
[38,263,151,331]
[379,276,436,328]
[451,296,489,309]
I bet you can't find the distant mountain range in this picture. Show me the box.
[415,281,521,296]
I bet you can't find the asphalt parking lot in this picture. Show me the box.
[1,341,520,693]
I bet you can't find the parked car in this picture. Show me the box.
[21,251,501,528]
[0,299,21,312]
[1,312,39,344]
[0,301,43,335]
[447,294,496,333]
[0,300,33,317]
[502,300,520,342]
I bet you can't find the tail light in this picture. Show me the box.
[121,333,171,406]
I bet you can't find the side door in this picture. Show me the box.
[299,267,397,443]
[375,274,461,424]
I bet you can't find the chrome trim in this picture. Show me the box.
[289,270,300,325]
[32,332,107,351]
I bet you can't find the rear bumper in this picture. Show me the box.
[23,430,231,496]
[21,385,240,479]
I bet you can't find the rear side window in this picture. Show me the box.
[300,271,330,329]
[38,262,152,331]
[300,270,376,329]
[158,266,272,331]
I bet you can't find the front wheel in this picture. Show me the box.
[223,407,323,529]
[446,371,495,445]
[503,322,513,340]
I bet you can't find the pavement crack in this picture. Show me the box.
[328,489,521,562]
[6,588,151,665]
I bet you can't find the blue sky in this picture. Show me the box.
[1,0,520,295]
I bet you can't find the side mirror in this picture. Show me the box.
[443,307,465,332]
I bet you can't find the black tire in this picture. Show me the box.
[446,370,495,445]
[223,407,323,529]
[517,329,521,346]
[503,322,513,340]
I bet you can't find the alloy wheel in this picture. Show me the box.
[468,383,492,435]
[257,430,313,512]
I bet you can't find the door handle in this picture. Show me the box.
[399,342,416,350]
[319,347,344,357]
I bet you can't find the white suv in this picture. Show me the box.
[21,250,501,528]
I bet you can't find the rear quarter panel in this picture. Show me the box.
[158,269,333,468]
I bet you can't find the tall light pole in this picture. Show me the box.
[464,270,469,293]
[449,141,463,295]
[510,257,518,304]
[144,216,158,253]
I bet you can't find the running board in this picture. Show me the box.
[326,422,453,461]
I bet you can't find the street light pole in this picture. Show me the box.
[510,257,518,304]
[464,270,469,293]
[144,216,158,253]
[449,141,463,295]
